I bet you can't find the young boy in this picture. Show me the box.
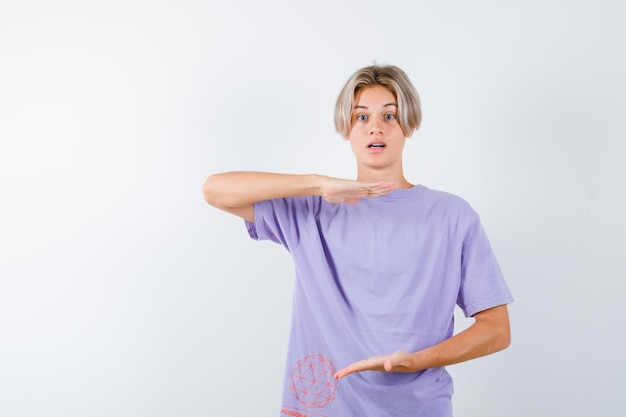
[203,65,513,416]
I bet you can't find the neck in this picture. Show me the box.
[356,168,413,189]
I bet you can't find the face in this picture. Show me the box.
[347,85,406,173]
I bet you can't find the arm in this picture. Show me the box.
[202,171,399,222]
[334,304,511,379]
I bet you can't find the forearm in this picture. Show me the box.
[202,171,323,210]
[409,305,511,371]
[334,305,511,379]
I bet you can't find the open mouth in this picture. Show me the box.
[368,143,386,149]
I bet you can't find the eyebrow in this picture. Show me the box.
[353,103,398,110]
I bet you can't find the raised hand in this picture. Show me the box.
[321,177,399,204]
[334,350,415,379]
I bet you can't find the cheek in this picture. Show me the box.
[348,123,366,137]
[346,136,361,155]
[346,127,357,143]
[348,138,357,152]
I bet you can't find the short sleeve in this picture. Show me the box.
[457,220,514,317]
[244,196,317,251]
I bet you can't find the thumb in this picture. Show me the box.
[383,358,393,372]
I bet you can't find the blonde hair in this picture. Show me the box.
[334,65,422,138]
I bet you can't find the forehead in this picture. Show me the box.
[353,85,396,108]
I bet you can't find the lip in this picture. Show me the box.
[367,140,387,153]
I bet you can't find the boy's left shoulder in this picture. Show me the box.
[421,186,474,210]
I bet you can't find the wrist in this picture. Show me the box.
[407,350,428,372]
[312,174,328,197]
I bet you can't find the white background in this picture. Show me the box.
[1,1,625,416]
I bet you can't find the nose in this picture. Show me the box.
[369,121,383,135]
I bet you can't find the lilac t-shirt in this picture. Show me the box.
[245,185,513,417]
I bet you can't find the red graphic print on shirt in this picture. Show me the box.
[289,354,337,409]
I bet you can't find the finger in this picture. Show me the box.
[363,181,398,190]
[334,357,386,379]
[334,359,367,379]
[334,364,359,379]
[367,189,395,197]
[364,182,399,195]
[385,350,412,372]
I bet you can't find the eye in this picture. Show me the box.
[384,113,396,120]
[356,114,367,121]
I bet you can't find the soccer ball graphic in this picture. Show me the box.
[289,354,337,408]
